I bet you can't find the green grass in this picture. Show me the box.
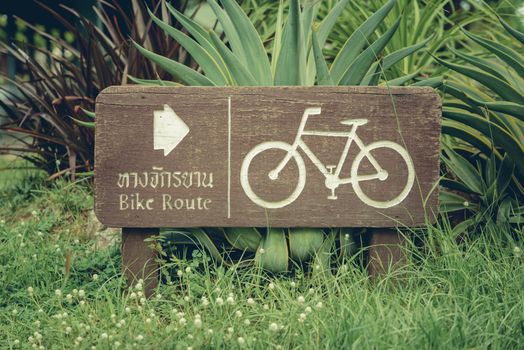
[0,171,523,349]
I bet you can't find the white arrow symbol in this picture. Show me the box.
[153,104,190,156]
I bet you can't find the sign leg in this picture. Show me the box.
[122,228,159,297]
[367,228,406,277]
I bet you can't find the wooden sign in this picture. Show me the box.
[95,86,441,228]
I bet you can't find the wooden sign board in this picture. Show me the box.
[95,86,441,228]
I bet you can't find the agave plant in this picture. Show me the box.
[135,0,435,272]
[438,18,524,237]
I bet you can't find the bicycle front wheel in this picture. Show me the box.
[240,141,306,209]
[351,141,415,209]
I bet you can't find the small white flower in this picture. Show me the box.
[227,327,234,334]
[37,231,43,237]
[114,341,121,348]
[140,297,147,305]
[227,296,235,305]
[463,201,469,207]
[194,318,202,328]
[235,310,242,317]
[27,287,34,295]
[237,337,246,346]
[308,288,315,294]
[187,334,194,340]
[130,292,137,299]
[514,246,522,257]
[290,281,296,287]
[65,326,72,334]
[38,308,43,313]
[11,309,18,315]
[66,294,73,303]
[74,239,80,244]
[31,210,38,217]
[269,323,279,332]
[305,306,312,313]
[216,297,224,306]
[201,297,209,306]
[13,339,20,346]
[297,296,305,303]
[125,307,131,313]
[315,301,323,309]
[185,267,191,273]
[207,329,214,335]
[268,282,275,290]
[101,333,108,339]
[78,290,85,298]
[179,317,187,325]
[76,336,83,343]
[247,297,255,305]
[72,289,78,296]
[111,314,116,320]
[259,248,265,254]
[244,319,251,326]
[137,291,143,297]
[20,242,26,248]
[187,347,193,350]
[298,313,307,323]
[79,300,85,306]
[92,274,99,281]
[177,270,183,277]
[135,283,143,291]
[136,335,144,341]
[263,304,269,310]
[145,318,151,324]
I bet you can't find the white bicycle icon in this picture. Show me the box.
[240,107,415,209]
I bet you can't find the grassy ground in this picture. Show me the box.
[0,170,523,349]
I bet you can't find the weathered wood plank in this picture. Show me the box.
[122,228,159,297]
[367,228,406,277]
[95,86,441,228]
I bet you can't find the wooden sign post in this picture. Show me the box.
[95,86,441,293]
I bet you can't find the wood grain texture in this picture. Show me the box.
[95,86,441,228]
[122,228,158,297]
[368,228,406,277]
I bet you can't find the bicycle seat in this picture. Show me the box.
[340,118,369,126]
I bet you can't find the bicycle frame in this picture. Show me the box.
[271,108,385,187]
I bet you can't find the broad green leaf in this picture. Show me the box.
[312,231,335,275]
[270,0,285,78]
[464,31,524,79]
[384,71,420,86]
[435,57,524,104]
[312,30,333,85]
[220,0,272,85]
[275,0,305,85]
[443,110,524,176]
[257,228,288,273]
[128,76,181,86]
[301,0,319,47]
[133,41,215,86]
[439,190,476,213]
[288,228,324,261]
[306,0,349,85]
[207,0,247,66]
[449,47,508,82]
[442,146,484,195]
[362,34,430,85]
[339,17,401,86]
[165,2,229,82]
[411,76,443,88]
[208,31,258,86]
[469,99,524,123]
[330,0,396,83]
[223,228,261,252]
[500,17,524,45]
[148,8,227,85]
[441,119,497,157]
